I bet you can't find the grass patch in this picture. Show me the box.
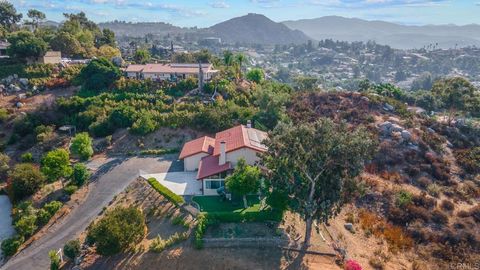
[147,178,185,206]
[193,195,260,212]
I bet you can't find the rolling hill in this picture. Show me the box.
[208,13,311,45]
[283,16,480,49]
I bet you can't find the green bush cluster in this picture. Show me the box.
[87,207,145,256]
[63,239,81,260]
[2,200,63,256]
[194,213,208,249]
[0,235,24,256]
[147,178,184,206]
[138,148,179,156]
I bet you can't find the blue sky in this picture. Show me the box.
[8,0,480,27]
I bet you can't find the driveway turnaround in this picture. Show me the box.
[141,171,202,196]
[2,155,181,270]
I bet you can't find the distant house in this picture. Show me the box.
[124,63,218,83]
[37,51,62,64]
[179,123,267,195]
[0,40,10,58]
[26,51,62,64]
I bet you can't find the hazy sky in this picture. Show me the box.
[8,0,480,27]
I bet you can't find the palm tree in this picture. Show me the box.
[235,53,246,80]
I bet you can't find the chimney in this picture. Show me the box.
[219,141,226,165]
[246,120,252,128]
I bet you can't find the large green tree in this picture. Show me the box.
[87,207,145,255]
[134,49,151,64]
[77,58,121,92]
[70,132,94,161]
[0,1,22,30]
[225,158,261,208]
[41,148,72,182]
[261,118,376,248]
[7,31,48,59]
[8,163,46,201]
[49,31,83,57]
[25,9,46,30]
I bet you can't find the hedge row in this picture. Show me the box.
[147,178,184,206]
[193,210,283,249]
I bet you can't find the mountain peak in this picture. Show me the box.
[209,13,311,45]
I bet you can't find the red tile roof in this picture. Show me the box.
[125,63,215,74]
[178,136,215,159]
[125,64,145,73]
[197,155,232,180]
[212,125,268,155]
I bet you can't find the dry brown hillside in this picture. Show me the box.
[287,91,480,269]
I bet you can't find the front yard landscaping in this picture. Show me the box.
[192,195,260,212]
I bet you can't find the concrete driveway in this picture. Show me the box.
[1,155,182,270]
[142,171,202,196]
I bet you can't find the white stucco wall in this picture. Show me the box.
[226,148,261,167]
[184,152,209,171]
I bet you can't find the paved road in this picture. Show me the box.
[2,155,182,270]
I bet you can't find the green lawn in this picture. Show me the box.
[192,195,261,213]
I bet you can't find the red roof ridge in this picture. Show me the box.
[178,136,215,159]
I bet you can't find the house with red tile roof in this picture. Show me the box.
[125,63,218,82]
[179,122,268,195]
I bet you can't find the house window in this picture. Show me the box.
[205,180,225,189]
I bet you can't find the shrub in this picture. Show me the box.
[87,207,145,256]
[71,163,90,187]
[49,249,61,270]
[1,235,24,256]
[14,213,37,237]
[382,225,414,251]
[412,193,436,209]
[427,183,441,197]
[130,114,157,135]
[0,108,8,122]
[138,148,179,156]
[36,201,62,226]
[40,148,72,182]
[416,176,432,188]
[344,259,363,270]
[8,163,46,202]
[149,232,188,252]
[395,190,413,207]
[171,216,190,228]
[43,201,62,216]
[36,208,52,226]
[147,178,184,206]
[64,184,78,195]
[194,213,208,249]
[63,239,81,260]
[431,210,448,225]
[368,257,384,270]
[455,147,480,175]
[70,132,94,161]
[440,200,455,211]
[20,152,33,163]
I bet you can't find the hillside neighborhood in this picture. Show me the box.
[0,1,480,270]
